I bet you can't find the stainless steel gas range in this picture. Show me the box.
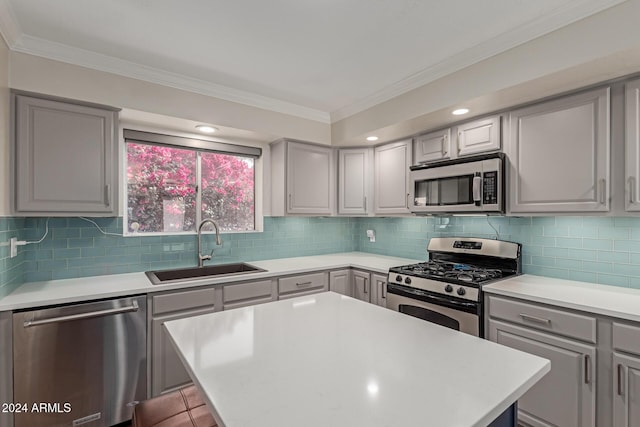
[387,237,521,337]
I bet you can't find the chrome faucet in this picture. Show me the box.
[197,219,222,267]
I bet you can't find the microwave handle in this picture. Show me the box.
[473,175,482,204]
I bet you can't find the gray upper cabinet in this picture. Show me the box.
[13,93,119,216]
[455,116,501,157]
[270,140,335,216]
[625,79,640,212]
[374,140,412,214]
[507,87,610,213]
[413,129,450,164]
[338,148,372,215]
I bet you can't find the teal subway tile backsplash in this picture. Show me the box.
[2,215,640,293]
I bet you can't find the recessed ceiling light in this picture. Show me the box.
[196,125,217,133]
[452,108,470,116]
[366,136,379,141]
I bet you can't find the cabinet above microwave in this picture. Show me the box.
[412,115,501,166]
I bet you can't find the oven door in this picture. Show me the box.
[387,287,480,336]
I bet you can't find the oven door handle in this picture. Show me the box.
[388,284,478,310]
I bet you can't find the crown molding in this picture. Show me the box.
[0,0,21,48]
[0,0,627,125]
[9,34,331,124]
[330,0,629,122]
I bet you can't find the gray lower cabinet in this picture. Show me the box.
[329,269,352,296]
[371,273,387,308]
[612,322,640,427]
[13,92,119,215]
[487,295,596,427]
[277,272,328,299]
[150,287,216,396]
[352,270,371,302]
[489,320,596,427]
[222,279,275,310]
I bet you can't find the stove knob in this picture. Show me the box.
[395,275,402,282]
[457,287,466,296]
[444,285,453,293]
[404,277,412,285]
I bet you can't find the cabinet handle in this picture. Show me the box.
[296,281,312,287]
[584,354,591,384]
[599,179,606,205]
[406,193,410,209]
[629,177,636,204]
[381,281,386,299]
[364,196,367,211]
[442,134,448,156]
[519,313,551,325]
[618,363,624,396]
[105,184,110,206]
[364,278,368,294]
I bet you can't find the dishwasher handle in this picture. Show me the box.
[23,301,139,327]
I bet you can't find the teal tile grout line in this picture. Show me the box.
[2,216,640,292]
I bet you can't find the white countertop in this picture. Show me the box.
[165,292,549,427]
[484,274,640,323]
[0,252,421,311]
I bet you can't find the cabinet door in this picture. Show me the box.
[352,270,371,302]
[508,87,610,213]
[151,307,216,396]
[287,142,334,215]
[14,94,118,215]
[625,79,640,211]
[413,129,450,164]
[371,273,387,307]
[456,116,500,156]
[613,353,640,427]
[329,269,352,296]
[489,320,596,427]
[338,148,372,215]
[374,140,412,214]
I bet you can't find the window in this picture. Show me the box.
[125,130,261,234]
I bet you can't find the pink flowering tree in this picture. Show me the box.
[127,143,254,233]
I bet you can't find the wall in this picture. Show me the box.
[15,216,356,282]
[332,0,640,144]
[356,216,640,289]
[3,215,640,291]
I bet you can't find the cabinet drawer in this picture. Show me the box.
[278,272,327,295]
[223,280,273,303]
[613,322,640,356]
[152,288,216,315]
[488,296,596,343]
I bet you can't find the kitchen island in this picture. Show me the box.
[165,292,549,427]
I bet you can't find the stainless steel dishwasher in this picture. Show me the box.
[12,295,147,427]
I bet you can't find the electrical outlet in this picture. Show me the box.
[10,237,18,258]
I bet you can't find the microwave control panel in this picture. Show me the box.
[483,171,498,204]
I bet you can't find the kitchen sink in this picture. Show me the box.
[145,263,266,285]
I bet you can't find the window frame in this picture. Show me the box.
[122,128,263,236]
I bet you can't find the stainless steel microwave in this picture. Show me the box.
[409,153,505,214]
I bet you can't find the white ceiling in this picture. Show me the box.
[0,0,627,123]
